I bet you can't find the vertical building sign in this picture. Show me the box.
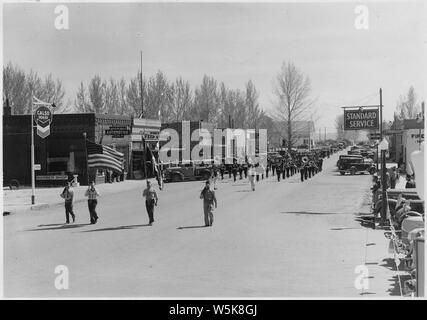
[34,106,53,138]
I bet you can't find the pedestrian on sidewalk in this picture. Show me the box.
[60,183,75,224]
[405,175,416,189]
[389,167,397,189]
[85,181,100,224]
[200,180,217,227]
[143,180,158,226]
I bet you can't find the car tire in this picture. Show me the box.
[172,174,182,182]
[350,167,356,175]
[202,172,210,180]
[340,171,345,175]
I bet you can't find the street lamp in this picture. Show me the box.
[378,138,389,226]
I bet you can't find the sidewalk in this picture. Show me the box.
[2,179,152,214]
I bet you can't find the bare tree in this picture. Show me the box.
[88,75,105,113]
[3,62,67,114]
[273,61,315,151]
[145,71,173,121]
[396,86,421,119]
[193,75,218,123]
[245,80,263,129]
[3,62,29,114]
[74,82,90,113]
[104,78,120,115]
[168,77,193,121]
[118,78,129,115]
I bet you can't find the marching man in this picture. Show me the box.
[85,181,100,224]
[143,180,159,226]
[200,180,217,227]
[60,182,75,224]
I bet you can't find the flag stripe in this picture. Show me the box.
[87,157,122,172]
[86,140,124,172]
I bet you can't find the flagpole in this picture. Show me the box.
[31,93,35,205]
[142,133,148,180]
[83,132,90,186]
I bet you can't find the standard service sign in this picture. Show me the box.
[35,106,53,138]
[344,109,379,130]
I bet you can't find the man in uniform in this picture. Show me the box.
[200,180,217,226]
[60,183,75,224]
[300,161,305,182]
[318,158,323,172]
[276,160,282,182]
[143,180,159,226]
[232,162,238,182]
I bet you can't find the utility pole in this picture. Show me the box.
[417,101,424,150]
[324,127,326,142]
[380,87,387,227]
[140,51,144,118]
[30,92,35,205]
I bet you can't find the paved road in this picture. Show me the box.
[4,151,397,297]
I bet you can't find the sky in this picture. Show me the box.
[2,1,426,136]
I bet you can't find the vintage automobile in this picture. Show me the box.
[337,155,376,175]
[163,161,213,182]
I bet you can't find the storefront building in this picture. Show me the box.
[3,111,131,187]
[129,118,161,179]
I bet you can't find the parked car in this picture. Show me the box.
[337,155,376,175]
[163,161,213,182]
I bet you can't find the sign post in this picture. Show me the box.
[31,96,56,205]
[342,88,384,227]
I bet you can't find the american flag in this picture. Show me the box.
[86,140,124,173]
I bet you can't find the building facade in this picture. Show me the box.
[3,112,132,186]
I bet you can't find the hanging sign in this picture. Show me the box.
[344,109,379,130]
[34,106,53,138]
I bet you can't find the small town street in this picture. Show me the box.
[3,149,400,297]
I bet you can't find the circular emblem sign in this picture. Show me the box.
[35,106,52,128]
[34,106,53,138]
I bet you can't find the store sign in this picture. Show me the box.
[34,106,53,138]
[36,175,68,180]
[405,129,424,173]
[105,126,131,138]
[344,109,379,130]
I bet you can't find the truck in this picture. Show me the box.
[337,155,376,175]
[163,161,213,183]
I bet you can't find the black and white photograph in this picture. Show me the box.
[0,0,425,301]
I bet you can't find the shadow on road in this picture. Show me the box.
[281,211,343,215]
[386,274,411,296]
[177,225,207,230]
[25,223,90,231]
[355,215,376,229]
[81,224,152,232]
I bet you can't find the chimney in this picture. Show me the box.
[4,98,12,116]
